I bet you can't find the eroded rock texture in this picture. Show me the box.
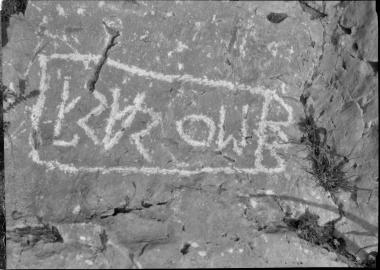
[2,1,378,268]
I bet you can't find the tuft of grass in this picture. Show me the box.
[283,208,361,266]
[283,208,342,249]
[297,99,354,195]
[293,95,377,267]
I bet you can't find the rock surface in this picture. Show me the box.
[3,1,377,268]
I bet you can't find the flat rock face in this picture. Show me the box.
[3,1,377,268]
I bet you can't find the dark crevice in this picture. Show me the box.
[299,1,327,20]
[367,61,378,74]
[100,200,171,219]
[141,200,153,208]
[156,201,169,206]
[223,155,236,163]
[141,200,170,208]
[352,42,359,52]
[87,21,120,92]
[6,224,63,248]
[110,206,141,217]
[338,22,352,35]
[225,57,232,66]
[180,242,191,255]
[266,12,288,24]
[342,60,347,70]
[1,0,28,47]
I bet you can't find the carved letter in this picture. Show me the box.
[102,89,145,151]
[216,105,249,155]
[176,114,216,147]
[77,90,107,145]
[53,77,81,147]
[101,90,161,162]
[130,103,161,163]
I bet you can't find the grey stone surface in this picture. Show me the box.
[3,1,377,268]
[303,1,378,259]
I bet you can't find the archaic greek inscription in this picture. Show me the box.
[29,53,293,176]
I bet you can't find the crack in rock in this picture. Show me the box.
[87,21,120,92]
[100,199,172,219]
[299,1,327,20]
[266,12,288,24]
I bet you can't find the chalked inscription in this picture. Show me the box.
[29,53,293,176]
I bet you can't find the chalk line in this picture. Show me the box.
[48,53,269,95]
[29,148,284,176]
[30,53,294,176]
[216,105,244,155]
[176,114,216,147]
[77,90,108,145]
[53,76,81,147]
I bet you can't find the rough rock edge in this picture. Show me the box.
[296,1,378,267]
[1,1,29,269]
[2,0,377,268]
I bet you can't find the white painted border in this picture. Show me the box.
[29,53,293,176]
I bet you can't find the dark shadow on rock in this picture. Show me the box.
[1,0,28,47]
[266,12,288,24]
[246,193,378,236]
[246,193,377,266]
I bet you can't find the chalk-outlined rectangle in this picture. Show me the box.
[29,53,293,176]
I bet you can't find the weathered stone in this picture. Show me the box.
[304,0,378,260]
[3,0,377,268]
[340,1,378,61]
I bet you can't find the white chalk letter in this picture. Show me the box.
[130,104,162,163]
[53,77,81,147]
[102,89,145,151]
[77,90,107,145]
[176,114,216,147]
[216,105,249,155]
